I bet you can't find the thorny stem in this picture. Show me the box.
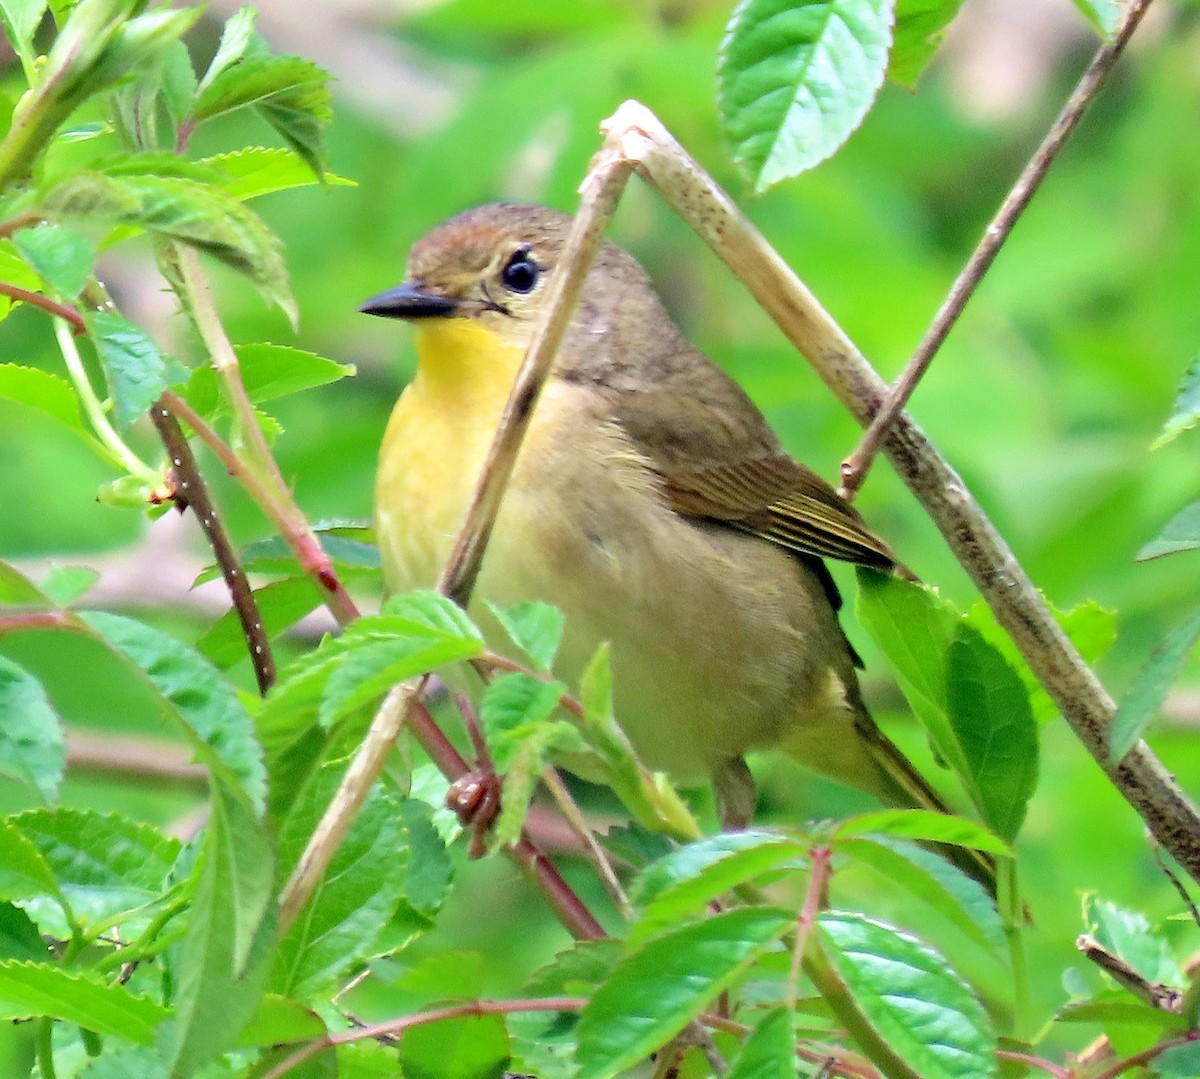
[839,0,1157,498]
[259,997,589,1079]
[148,400,276,694]
[172,247,360,627]
[0,281,85,333]
[53,318,158,481]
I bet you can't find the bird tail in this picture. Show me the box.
[852,711,998,896]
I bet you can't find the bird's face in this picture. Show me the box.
[360,202,573,353]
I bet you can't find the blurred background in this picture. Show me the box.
[2,0,1199,1064]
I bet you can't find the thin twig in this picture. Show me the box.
[1077,934,1183,1011]
[149,400,276,694]
[1091,1030,1200,1079]
[65,731,205,783]
[838,0,1156,498]
[993,1052,1070,1079]
[788,846,832,1012]
[1152,839,1200,931]
[0,281,85,333]
[600,100,1200,885]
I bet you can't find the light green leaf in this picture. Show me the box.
[718,0,894,192]
[1137,502,1200,562]
[198,6,258,93]
[889,0,964,87]
[0,0,47,58]
[817,911,996,1078]
[0,819,62,907]
[1155,1042,1200,1078]
[0,364,88,437]
[12,223,94,298]
[726,1006,794,1079]
[480,672,568,762]
[0,959,168,1043]
[575,908,793,1079]
[1083,897,1184,987]
[524,939,623,997]
[195,576,322,670]
[84,311,168,430]
[1109,611,1200,765]
[485,599,565,671]
[1069,0,1118,37]
[399,1012,510,1079]
[202,147,355,201]
[629,831,807,947]
[77,1047,171,1079]
[184,343,354,420]
[833,808,1010,854]
[0,656,64,804]
[159,39,198,125]
[41,564,100,606]
[396,798,454,917]
[1154,357,1200,449]
[0,559,48,606]
[237,995,326,1048]
[380,589,484,643]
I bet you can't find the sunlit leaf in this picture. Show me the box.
[203,147,355,201]
[0,364,88,438]
[13,223,94,298]
[0,655,64,803]
[889,0,964,87]
[485,599,564,672]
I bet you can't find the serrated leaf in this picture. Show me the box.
[13,223,94,298]
[0,363,88,436]
[0,655,64,803]
[0,902,49,962]
[726,1006,794,1079]
[399,1011,509,1079]
[1137,502,1200,562]
[41,564,100,606]
[274,766,408,997]
[1155,357,1200,449]
[0,959,168,1042]
[396,798,454,917]
[184,343,354,420]
[480,672,567,761]
[167,784,274,1076]
[81,611,267,812]
[1084,897,1184,987]
[195,576,322,670]
[575,908,793,1079]
[0,0,46,57]
[199,6,258,93]
[1070,0,1118,37]
[817,911,996,1078]
[14,808,180,935]
[485,600,565,671]
[840,836,1005,956]
[84,311,168,430]
[524,939,623,998]
[0,819,62,907]
[718,0,894,192]
[202,147,355,201]
[629,832,807,947]
[381,589,484,643]
[833,808,1010,854]
[1109,611,1200,765]
[889,0,964,87]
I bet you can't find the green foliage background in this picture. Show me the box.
[2,0,1200,1075]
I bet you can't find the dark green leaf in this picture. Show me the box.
[13,223,94,298]
[484,599,564,671]
[0,363,89,437]
[575,908,793,1079]
[203,147,355,201]
[0,655,64,803]
[1137,502,1200,562]
[81,611,267,812]
[84,311,168,430]
[398,1012,509,1079]
[890,0,965,87]
[0,959,168,1042]
[726,1006,794,1079]
[1154,1041,1200,1077]
[1154,356,1200,449]
[629,831,807,946]
[817,911,996,1078]
[718,0,893,192]
[0,902,49,962]
[1109,611,1200,765]
[195,576,322,670]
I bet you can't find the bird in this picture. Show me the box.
[362,201,988,882]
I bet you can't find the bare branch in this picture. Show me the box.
[65,731,205,784]
[839,0,1157,498]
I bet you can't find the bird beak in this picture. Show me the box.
[358,281,460,320]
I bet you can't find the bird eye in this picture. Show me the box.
[501,249,539,294]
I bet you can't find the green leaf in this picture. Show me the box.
[198,6,258,93]
[37,171,294,319]
[0,363,88,437]
[274,767,409,997]
[718,0,894,192]
[166,785,274,1077]
[629,831,807,947]
[0,655,65,803]
[726,1006,794,1079]
[1155,1042,1200,1077]
[0,819,61,906]
[0,902,49,962]
[81,611,267,812]
[12,223,95,298]
[159,39,199,125]
[77,1047,171,1079]
[575,908,793,1079]
[202,147,356,201]
[184,343,354,420]
[1154,356,1200,449]
[398,1012,509,1079]
[0,0,47,59]
[41,563,100,605]
[1137,501,1200,562]
[381,589,484,643]
[1109,611,1200,765]
[84,311,168,430]
[0,559,49,606]
[195,576,322,670]
[14,808,180,935]
[1083,897,1184,986]
[485,599,565,671]
[237,994,326,1048]
[480,672,568,766]
[524,939,623,997]
[817,911,996,1078]
[1069,0,1118,38]
[0,959,168,1043]
[395,797,454,917]
[889,0,964,87]
[840,836,1005,956]
[833,808,1010,854]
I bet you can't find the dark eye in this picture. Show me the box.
[501,249,539,294]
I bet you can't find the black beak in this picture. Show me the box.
[358,281,459,320]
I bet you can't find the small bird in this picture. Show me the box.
[363,202,974,864]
